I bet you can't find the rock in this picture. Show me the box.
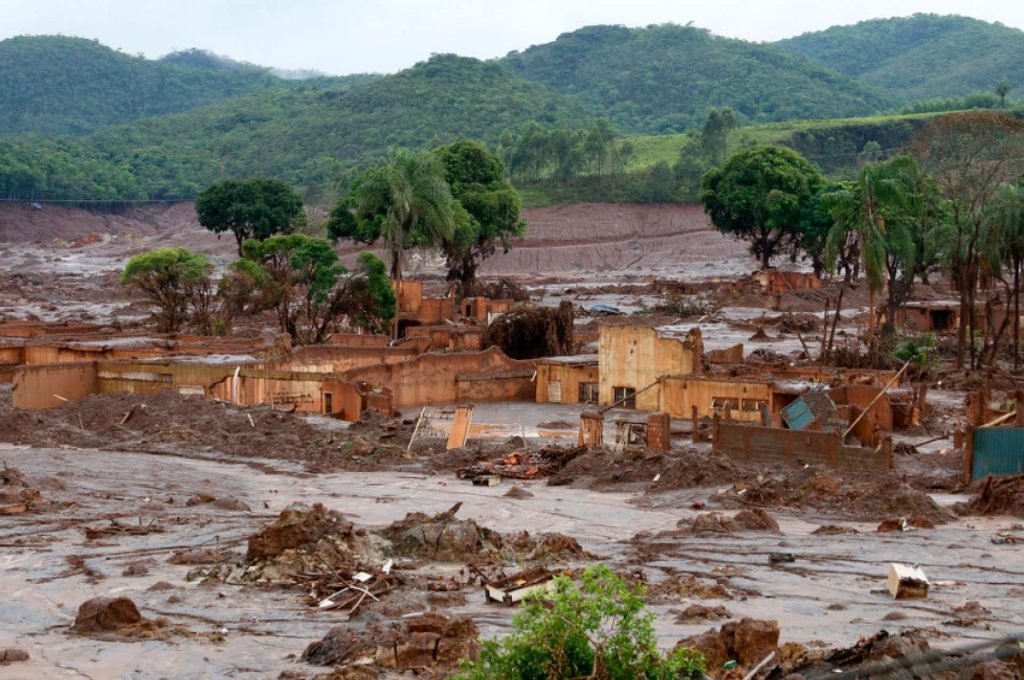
[185,492,216,506]
[812,524,858,535]
[676,618,779,671]
[724,618,780,667]
[688,509,779,535]
[674,603,731,623]
[732,508,780,532]
[969,661,1019,679]
[0,648,29,664]
[689,512,734,534]
[73,596,142,633]
[503,485,534,499]
[675,627,730,671]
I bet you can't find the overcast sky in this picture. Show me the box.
[2,0,1022,75]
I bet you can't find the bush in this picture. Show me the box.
[454,564,706,680]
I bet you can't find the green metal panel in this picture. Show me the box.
[781,397,815,430]
[973,428,1024,479]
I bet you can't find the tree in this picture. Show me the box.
[996,81,1011,108]
[433,140,526,298]
[454,564,706,680]
[822,156,934,338]
[912,112,1024,368]
[120,247,212,333]
[242,234,394,343]
[328,148,455,281]
[700,107,737,167]
[982,183,1024,369]
[701,145,825,270]
[196,178,304,256]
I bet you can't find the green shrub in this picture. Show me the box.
[454,564,706,680]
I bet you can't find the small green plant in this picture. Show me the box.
[454,563,706,680]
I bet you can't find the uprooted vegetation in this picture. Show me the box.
[483,300,575,359]
[963,474,1024,518]
[0,462,41,513]
[718,467,958,524]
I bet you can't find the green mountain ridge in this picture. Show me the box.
[501,23,892,133]
[3,16,1024,204]
[2,54,593,201]
[774,14,1024,102]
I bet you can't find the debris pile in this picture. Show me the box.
[0,391,351,471]
[966,474,1024,518]
[645,574,732,603]
[675,618,779,673]
[482,300,574,359]
[0,462,40,514]
[550,447,745,489]
[302,611,480,676]
[685,508,780,535]
[381,502,589,564]
[722,468,956,523]
[246,503,383,580]
[71,596,187,639]
[456,445,586,480]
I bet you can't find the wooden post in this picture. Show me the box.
[964,427,974,483]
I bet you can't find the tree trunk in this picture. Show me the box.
[1015,257,1021,371]
[955,279,969,369]
[827,285,845,361]
[761,249,770,271]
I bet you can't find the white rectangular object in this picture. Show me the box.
[887,563,929,599]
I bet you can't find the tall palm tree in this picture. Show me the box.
[352,148,455,281]
[822,156,923,342]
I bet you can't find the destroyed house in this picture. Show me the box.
[598,326,703,411]
[658,375,808,423]
[535,355,599,404]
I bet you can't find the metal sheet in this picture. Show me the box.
[973,428,1024,479]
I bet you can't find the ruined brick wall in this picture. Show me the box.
[326,334,391,348]
[647,413,671,451]
[536,363,599,404]
[342,347,537,408]
[714,422,891,471]
[598,326,702,410]
[12,361,99,409]
[660,377,771,421]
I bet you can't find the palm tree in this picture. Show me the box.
[996,81,1011,108]
[823,156,922,340]
[352,148,455,281]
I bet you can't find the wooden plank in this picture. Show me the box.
[446,405,474,449]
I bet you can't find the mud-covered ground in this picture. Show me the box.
[3,202,1024,678]
[2,388,1023,679]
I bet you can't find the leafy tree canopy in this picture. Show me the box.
[196,178,303,255]
[701,145,825,269]
[433,139,526,293]
[120,247,212,332]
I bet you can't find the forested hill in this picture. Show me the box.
[0,36,354,136]
[500,24,892,133]
[2,54,592,201]
[774,14,1024,103]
